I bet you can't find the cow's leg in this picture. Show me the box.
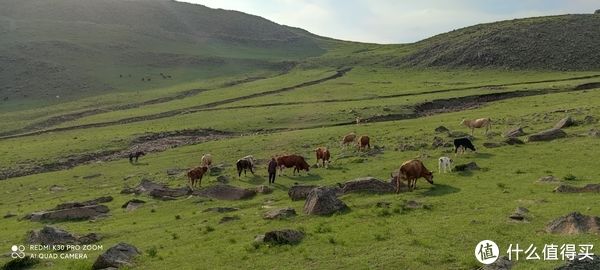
[198,176,202,187]
[238,168,242,178]
[250,166,254,175]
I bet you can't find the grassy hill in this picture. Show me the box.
[395,14,600,70]
[0,0,328,109]
[2,2,600,270]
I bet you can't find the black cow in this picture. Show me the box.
[128,151,145,163]
[453,138,476,154]
[236,159,254,177]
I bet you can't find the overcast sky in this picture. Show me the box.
[180,0,599,44]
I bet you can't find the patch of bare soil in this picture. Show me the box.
[0,129,232,180]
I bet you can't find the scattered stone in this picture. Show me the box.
[340,177,395,194]
[82,173,102,179]
[203,207,239,213]
[303,187,348,215]
[435,126,449,133]
[132,179,167,194]
[255,185,273,194]
[396,143,417,151]
[263,208,296,219]
[25,197,112,222]
[49,185,66,192]
[504,137,524,145]
[554,255,600,270]
[554,116,575,129]
[193,185,256,200]
[453,162,480,172]
[150,186,191,201]
[262,229,304,245]
[2,257,40,270]
[288,185,318,201]
[25,205,110,222]
[376,202,391,208]
[26,226,102,246]
[404,200,424,209]
[528,128,567,142]
[432,137,445,148]
[554,184,600,193]
[589,128,600,137]
[504,127,525,138]
[55,196,113,210]
[92,243,140,270]
[509,207,529,222]
[483,142,503,148]
[216,175,230,184]
[121,199,146,212]
[219,216,239,224]
[481,256,513,270]
[546,212,600,235]
[537,175,561,184]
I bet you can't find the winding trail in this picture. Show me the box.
[0,68,352,140]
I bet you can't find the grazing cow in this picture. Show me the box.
[438,157,453,173]
[200,154,213,168]
[393,159,434,192]
[187,166,208,190]
[460,118,492,135]
[453,138,476,154]
[236,158,255,177]
[276,155,310,176]
[341,132,357,147]
[240,155,257,168]
[315,147,331,168]
[128,151,145,163]
[357,135,371,151]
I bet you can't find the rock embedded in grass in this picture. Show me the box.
[193,184,256,200]
[92,242,140,270]
[527,128,567,141]
[340,177,395,194]
[26,226,102,246]
[121,199,146,211]
[303,187,348,215]
[261,229,305,245]
[263,208,296,220]
[203,207,239,213]
[554,255,600,270]
[503,137,524,145]
[504,126,525,137]
[453,162,480,172]
[546,212,600,234]
[554,116,575,129]
[288,185,319,201]
[553,184,600,193]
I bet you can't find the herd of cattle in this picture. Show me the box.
[128,118,492,192]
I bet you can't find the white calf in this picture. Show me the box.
[438,157,453,173]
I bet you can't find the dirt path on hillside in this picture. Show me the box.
[2,83,598,180]
[0,129,232,180]
[0,76,271,138]
[0,68,351,140]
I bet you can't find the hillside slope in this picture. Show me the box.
[0,0,327,107]
[396,14,600,70]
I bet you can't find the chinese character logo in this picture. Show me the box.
[11,245,25,259]
[475,240,499,264]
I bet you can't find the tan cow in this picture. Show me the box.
[341,132,357,147]
[460,118,492,135]
[392,159,433,192]
[357,135,370,151]
[315,147,331,168]
[200,153,213,174]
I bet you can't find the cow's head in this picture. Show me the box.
[424,171,434,184]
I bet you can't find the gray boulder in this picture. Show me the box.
[262,229,304,245]
[546,212,600,235]
[288,185,318,201]
[193,185,256,200]
[303,187,348,215]
[92,243,140,270]
[528,128,566,142]
[554,116,575,129]
[26,205,109,222]
[554,255,600,270]
[263,208,297,220]
[504,127,525,137]
[340,177,395,194]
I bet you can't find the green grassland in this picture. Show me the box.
[2,2,600,269]
[1,69,600,269]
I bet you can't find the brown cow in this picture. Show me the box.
[357,135,370,151]
[276,155,310,176]
[341,132,356,147]
[392,160,433,192]
[315,147,331,168]
[460,118,492,135]
[187,166,209,190]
